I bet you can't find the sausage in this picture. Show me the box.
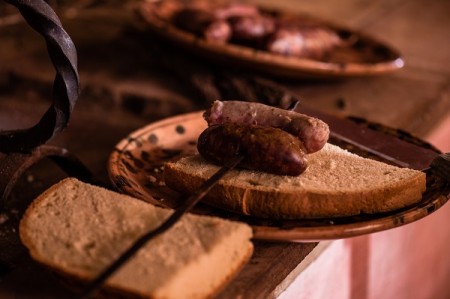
[213,3,260,20]
[197,123,308,176]
[172,4,266,44]
[266,26,341,59]
[203,100,329,153]
[172,8,231,43]
[204,20,232,43]
[228,15,275,44]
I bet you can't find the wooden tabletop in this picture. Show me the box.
[0,0,449,298]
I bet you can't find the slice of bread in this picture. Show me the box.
[19,178,253,299]
[164,143,426,219]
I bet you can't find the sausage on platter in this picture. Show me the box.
[228,15,275,44]
[172,8,232,43]
[266,26,341,59]
[213,3,260,20]
[197,123,308,176]
[203,100,329,153]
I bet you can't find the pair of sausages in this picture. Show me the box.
[197,101,330,176]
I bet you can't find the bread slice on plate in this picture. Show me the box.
[164,143,426,219]
[19,178,253,299]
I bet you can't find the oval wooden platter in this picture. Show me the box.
[108,111,449,241]
[137,0,404,78]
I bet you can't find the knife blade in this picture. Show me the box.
[329,131,411,168]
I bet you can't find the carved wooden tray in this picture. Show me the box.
[137,0,404,78]
[108,111,449,241]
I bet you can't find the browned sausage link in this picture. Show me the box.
[213,3,260,20]
[228,15,275,44]
[172,8,231,43]
[197,123,308,176]
[204,20,232,43]
[266,25,341,59]
[203,100,329,153]
[266,28,307,57]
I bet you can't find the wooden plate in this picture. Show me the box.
[137,0,404,78]
[108,111,449,241]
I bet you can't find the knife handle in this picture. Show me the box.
[430,153,450,182]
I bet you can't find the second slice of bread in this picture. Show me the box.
[20,178,253,299]
[164,143,426,219]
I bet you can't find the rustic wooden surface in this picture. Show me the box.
[0,0,449,298]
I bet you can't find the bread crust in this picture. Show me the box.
[26,241,254,299]
[164,145,427,219]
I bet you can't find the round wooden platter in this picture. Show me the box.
[137,0,404,79]
[108,111,450,242]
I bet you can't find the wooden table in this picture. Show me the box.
[0,0,449,298]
